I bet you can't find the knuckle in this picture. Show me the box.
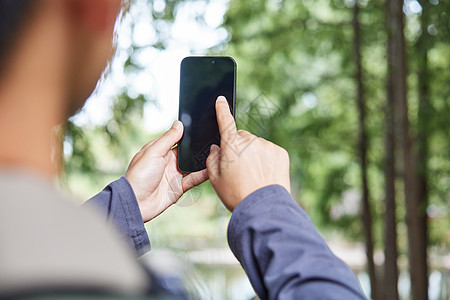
[187,176,196,187]
[257,137,269,148]
[163,127,180,139]
[209,174,218,183]
[162,129,174,139]
[169,127,178,134]
[237,129,247,135]
[279,147,289,161]
[206,152,218,164]
[218,112,228,122]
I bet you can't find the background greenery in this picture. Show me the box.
[60,0,449,299]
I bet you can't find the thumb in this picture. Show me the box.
[145,120,183,156]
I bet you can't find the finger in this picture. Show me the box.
[145,120,183,156]
[182,169,208,193]
[141,120,184,151]
[215,96,237,146]
[140,136,161,151]
[171,146,178,157]
[206,144,221,180]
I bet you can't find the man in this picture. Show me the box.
[0,0,366,299]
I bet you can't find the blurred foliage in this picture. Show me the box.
[62,0,449,262]
[219,0,450,256]
[221,0,377,243]
[61,0,231,252]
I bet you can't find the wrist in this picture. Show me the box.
[122,175,147,222]
[233,184,289,212]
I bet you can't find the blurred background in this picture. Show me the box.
[59,0,450,299]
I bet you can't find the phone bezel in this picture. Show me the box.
[177,56,236,174]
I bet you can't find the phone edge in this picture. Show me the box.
[176,56,237,174]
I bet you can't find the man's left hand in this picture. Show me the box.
[125,120,208,222]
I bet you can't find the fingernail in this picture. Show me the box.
[217,96,227,102]
[210,144,219,152]
[172,120,182,129]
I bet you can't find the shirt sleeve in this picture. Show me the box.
[227,184,366,300]
[84,177,151,257]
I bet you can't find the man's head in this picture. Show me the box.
[0,1,36,71]
[0,0,123,117]
[0,0,124,178]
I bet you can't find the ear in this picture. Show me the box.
[69,0,122,33]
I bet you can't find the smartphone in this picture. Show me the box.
[177,56,236,173]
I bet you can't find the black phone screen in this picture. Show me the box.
[177,56,236,173]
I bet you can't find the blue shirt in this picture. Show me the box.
[86,177,366,299]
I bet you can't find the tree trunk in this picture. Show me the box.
[387,0,428,299]
[383,90,398,300]
[384,0,400,299]
[352,4,378,300]
[414,1,430,299]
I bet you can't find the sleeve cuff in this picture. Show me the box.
[110,177,151,256]
[227,184,298,251]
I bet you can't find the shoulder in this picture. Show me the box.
[0,169,150,297]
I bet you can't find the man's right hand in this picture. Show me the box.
[206,96,291,211]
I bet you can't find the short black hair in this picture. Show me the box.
[0,0,37,71]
